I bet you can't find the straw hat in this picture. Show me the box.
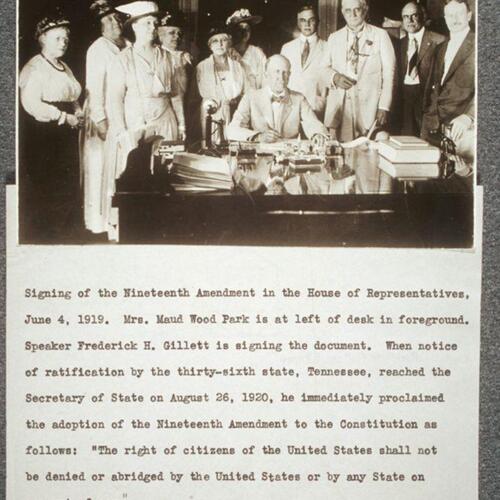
[116,1,160,25]
[226,8,263,26]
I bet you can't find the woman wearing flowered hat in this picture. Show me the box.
[19,10,83,242]
[226,8,267,89]
[196,23,248,143]
[104,1,185,237]
[81,0,129,238]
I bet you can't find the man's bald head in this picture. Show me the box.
[265,55,291,94]
[265,54,292,73]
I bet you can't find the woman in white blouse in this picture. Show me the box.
[103,1,185,238]
[82,0,128,237]
[196,24,247,143]
[226,8,267,89]
[19,13,82,242]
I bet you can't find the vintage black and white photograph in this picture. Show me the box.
[17,0,476,246]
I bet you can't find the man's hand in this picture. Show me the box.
[332,73,356,90]
[96,119,108,141]
[256,130,282,143]
[178,126,186,142]
[376,109,389,127]
[449,114,473,143]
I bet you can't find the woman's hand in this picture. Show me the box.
[66,114,81,129]
[228,47,242,61]
[74,108,85,127]
[96,119,109,141]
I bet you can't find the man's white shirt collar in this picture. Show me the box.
[347,23,366,36]
[449,26,470,45]
[408,27,425,47]
[442,26,470,84]
[299,33,318,44]
[268,87,287,100]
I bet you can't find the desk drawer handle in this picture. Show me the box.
[263,210,395,216]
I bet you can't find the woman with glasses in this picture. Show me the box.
[196,24,247,143]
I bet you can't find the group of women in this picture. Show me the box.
[19,1,267,243]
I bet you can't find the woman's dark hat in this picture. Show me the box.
[90,0,117,20]
[35,12,70,39]
[207,23,231,44]
[226,8,263,26]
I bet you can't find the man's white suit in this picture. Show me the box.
[322,23,396,140]
[280,35,328,117]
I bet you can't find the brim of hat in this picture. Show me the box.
[234,15,263,25]
[207,31,231,43]
[123,11,161,26]
[97,9,118,20]
[38,21,71,36]
[158,21,184,29]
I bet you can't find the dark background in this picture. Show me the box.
[18,0,322,81]
[18,0,453,83]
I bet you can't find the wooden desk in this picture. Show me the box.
[113,146,474,247]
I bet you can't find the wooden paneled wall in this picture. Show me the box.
[318,0,340,39]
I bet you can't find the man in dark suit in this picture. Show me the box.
[421,0,475,145]
[398,2,445,136]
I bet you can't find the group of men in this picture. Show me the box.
[226,0,475,148]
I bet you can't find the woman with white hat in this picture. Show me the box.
[18,10,83,242]
[103,1,185,238]
[81,0,129,238]
[226,8,267,89]
[196,23,248,144]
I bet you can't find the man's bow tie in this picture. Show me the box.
[271,94,286,103]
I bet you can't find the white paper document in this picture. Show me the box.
[6,189,482,500]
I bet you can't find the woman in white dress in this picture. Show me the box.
[81,0,128,237]
[226,8,267,89]
[104,1,185,239]
[19,12,83,242]
[196,24,247,144]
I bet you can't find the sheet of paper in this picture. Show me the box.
[6,188,482,500]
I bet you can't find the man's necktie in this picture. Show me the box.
[407,37,419,79]
[301,39,310,68]
[349,34,360,75]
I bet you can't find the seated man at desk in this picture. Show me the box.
[226,54,328,143]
